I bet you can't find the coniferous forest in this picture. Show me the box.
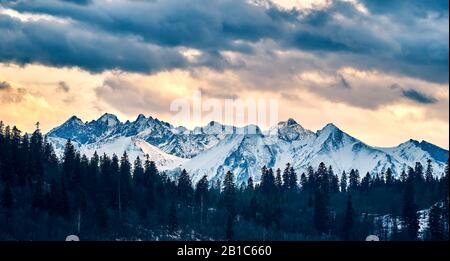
[0,122,448,241]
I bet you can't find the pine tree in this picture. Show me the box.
[261,167,275,195]
[282,163,290,191]
[30,125,44,185]
[215,180,221,192]
[43,136,59,168]
[143,157,158,209]
[11,127,23,185]
[132,156,147,218]
[86,151,99,195]
[442,160,449,240]
[428,204,443,240]
[400,170,408,183]
[132,156,144,186]
[373,172,382,187]
[340,171,347,193]
[342,194,354,240]
[110,154,120,209]
[222,171,236,214]
[414,162,424,183]
[0,126,13,185]
[177,169,193,206]
[246,177,254,191]
[307,165,315,189]
[143,156,158,187]
[314,162,330,234]
[348,169,360,191]
[79,154,89,187]
[402,168,419,240]
[275,168,282,190]
[288,166,298,191]
[195,175,209,198]
[300,173,307,191]
[0,123,447,241]
[195,175,209,226]
[119,152,133,213]
[16,131,29,186]
[0,122,3,184]
[328,166,339,193]
[385,168,394,187]
[425,159,434,183]
[63,139,77,185]
[360,172,371,192]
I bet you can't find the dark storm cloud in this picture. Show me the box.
[359,0,448,17]
[0,0,92,4]
[1,0,280,52]
[402,89,438,104]
[298,75,442,110]
[390,83,439,105]
[60,0,91,5]
[0,14,190,73]
[0,0,448,83]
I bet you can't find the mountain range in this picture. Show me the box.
[47,113,449,185]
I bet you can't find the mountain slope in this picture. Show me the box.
[47,113,449,183]
[70,136,186,170]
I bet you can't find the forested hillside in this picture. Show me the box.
[0,122,448,240]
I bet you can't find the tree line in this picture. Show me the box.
[0,122,448,240]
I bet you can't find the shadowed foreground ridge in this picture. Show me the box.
[0,122,448,240]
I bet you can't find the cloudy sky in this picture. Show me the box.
[0,0,448,149]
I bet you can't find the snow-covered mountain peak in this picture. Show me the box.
[270,118,314,141]
[319,123,341,134]
[66,115,84,126]
[286,118,298,126]
[47,113,448,183]
[48,115,91,144]
[315,123,360,153]
[135,113,147,122]
[236,124,263,135]
[173,126,189,135]
[394,139,426,151]
[387,139,449,164]
[418,140,449,163]
[97,113,120,127]
[194,121,230,135]
[275,118,300,127]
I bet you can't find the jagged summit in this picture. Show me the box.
[320,123,341,133]
[269,118,313,141]
[135,113,147,122]
[276,118,299,127]
[97,113,119,127]
[47,113,449,184]
[65,115,84,125]
[286,118,298,126]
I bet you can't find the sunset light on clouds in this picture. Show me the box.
[0,0,448,149]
